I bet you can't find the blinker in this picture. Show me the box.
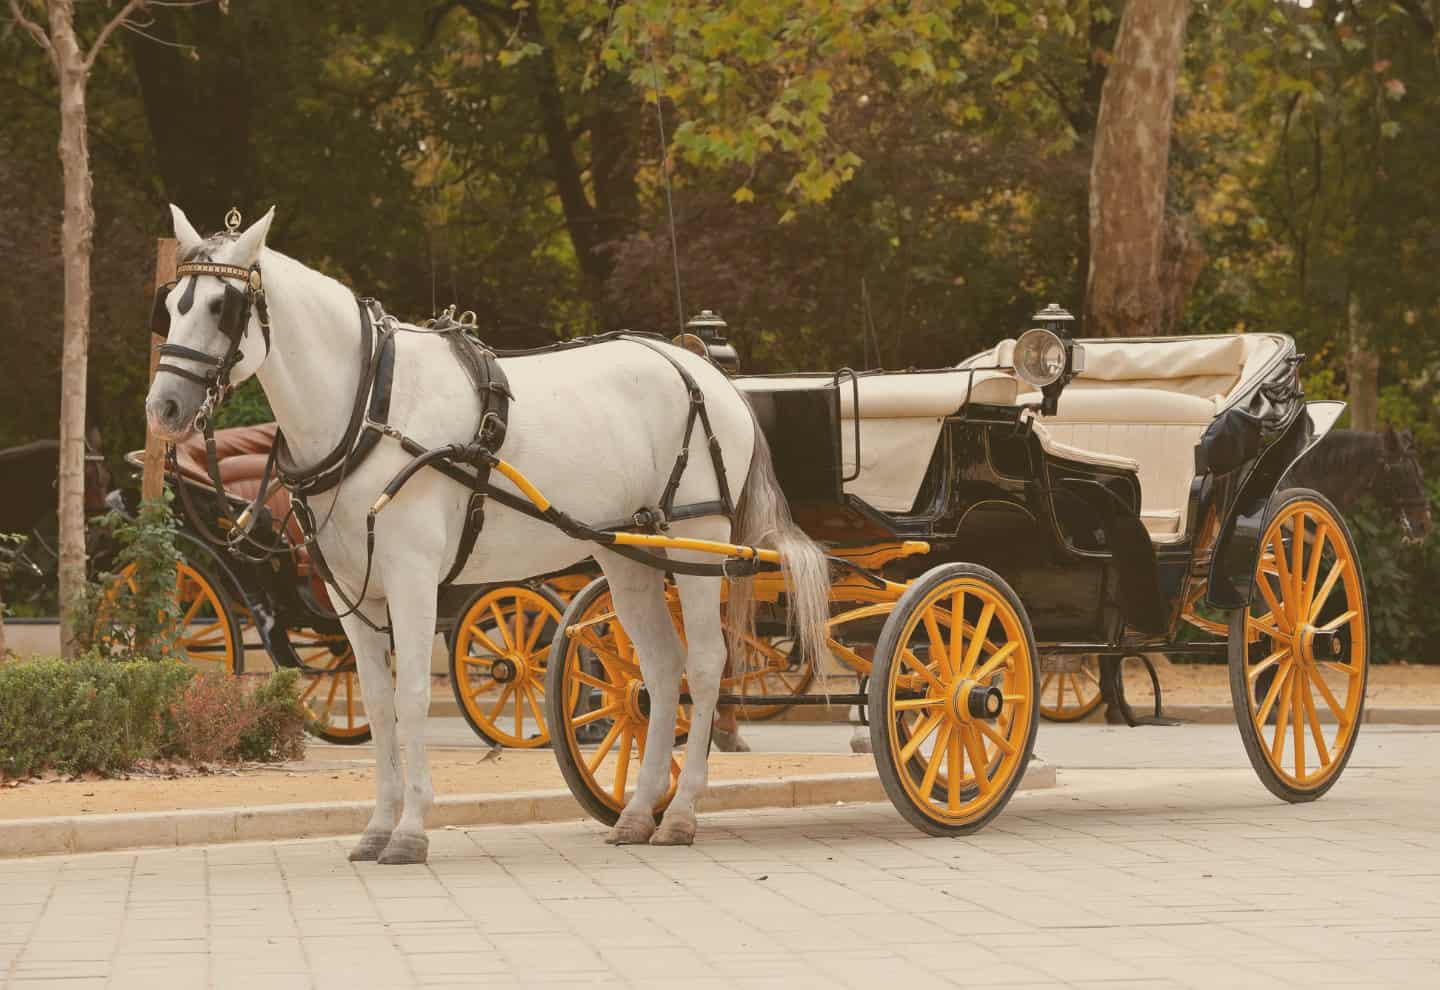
[149,282,175,336]
[220,284,248,341]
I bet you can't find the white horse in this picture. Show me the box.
[144,206,829,864]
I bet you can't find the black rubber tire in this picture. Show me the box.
[868,562,1039,837]
[1228,487,1369,803]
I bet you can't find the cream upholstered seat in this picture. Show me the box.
[735,370,1018,512]
[964,333,1288,542]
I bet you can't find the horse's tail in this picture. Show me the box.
[726,412,831,674]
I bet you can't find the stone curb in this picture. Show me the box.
[0,763,1055,860]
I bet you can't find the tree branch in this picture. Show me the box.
[85,0,152,72]
[7,0,57,72]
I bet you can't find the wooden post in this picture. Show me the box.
[141,238,177,500]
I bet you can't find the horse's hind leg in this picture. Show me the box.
[338,609,401,862]
[594,551,686,845]
[652,568,727,846]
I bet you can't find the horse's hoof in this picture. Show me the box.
[651,817,696,846]
[605,814,656,845]
[348,831,392,862]
[377,832,429,865]
[711,726,750,753]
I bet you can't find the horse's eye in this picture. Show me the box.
[208,298,223,316]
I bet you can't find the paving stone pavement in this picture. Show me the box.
[3,725,1439,989]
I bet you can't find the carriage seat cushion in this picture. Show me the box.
[735,372,1018,514]
[1022,388,1218,542]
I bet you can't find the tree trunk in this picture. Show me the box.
[1084,0,1191,338]
[1347,296,1380,432]
[49,0,92,657]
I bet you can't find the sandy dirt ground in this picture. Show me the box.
[0,750,871,820]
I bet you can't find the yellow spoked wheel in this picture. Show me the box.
[546,577,688,826]
[1229,489,1368,802]
[105,560,241,674]
[291,630,372,745]
[731,635,814,721]
[869,563,1038,836]
[450,584,566,748]
[1038,655,1102,722]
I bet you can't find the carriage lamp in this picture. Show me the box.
[1015,303,1084,415]
[684,308,740,373]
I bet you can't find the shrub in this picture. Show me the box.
[74,496,182,661]
[0,656,312,779]
[236,668,309,762]
[0,654,193,779]
[166,672,256,764]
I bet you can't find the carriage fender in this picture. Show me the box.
[1204,401,1345,611]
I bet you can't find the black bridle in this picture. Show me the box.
[151,260,271,433]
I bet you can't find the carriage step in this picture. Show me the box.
[1100,655,1184,727]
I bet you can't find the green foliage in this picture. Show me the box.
[211,379,273,429]
[74,496,181,661]
[235,668,308,763]
[1347,482,1440,663]
[0,655,193,779]
[0,656,311,779]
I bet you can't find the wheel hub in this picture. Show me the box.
[624,682,650,722]
[491,657,520,683]
[948,679,1003,722]
[1298,623,1344,665]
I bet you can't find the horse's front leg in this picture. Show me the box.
[338,609,401,861]
[377,564,441,866]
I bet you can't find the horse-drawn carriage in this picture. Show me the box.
[542,306,1368,833]
[138,207,1369,857]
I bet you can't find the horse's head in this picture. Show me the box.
[144,205,276,441]
[1382,426,1432,544]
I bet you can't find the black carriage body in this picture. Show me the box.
[739,333,1311,651]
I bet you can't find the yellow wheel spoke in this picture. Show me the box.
[1292,669,1306,781]
[1255,572,1291,633]
[1301,523,1328,618]
[961,602,995,677]
[899,649,945,695]
[1255,660,1293,726]
[894,696,944,711]
[947,592,964,677]
[489,603,516,652]
[587,721,623,774]
[923,611,948,677]
[1291,514,1306,621]
[946,727,963,812]
[1307,559,1348,623]
[613,728,633,801]
[522,682,546,736]
[512,605,527,661]
[1271,533,1295,624]
[1318,610,1358,633]
[571,703,619,729]
[488,683,514,721]
[1309,668,1350,728]
[464,625,506,658]
[962,727,991,796]
[970,641,1017,684]
[1039,671,1055,703]
[1269,670,1294,765]
[973,718,1015,756]
[1247,647,1288,682]
[459,654,495,669]
[919,724,950,799]
[571,669,615,694]
[898,712,944,763]
[1300,675,1330,769]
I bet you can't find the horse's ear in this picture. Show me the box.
[231,206,276,266]
[169,204,203,255]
